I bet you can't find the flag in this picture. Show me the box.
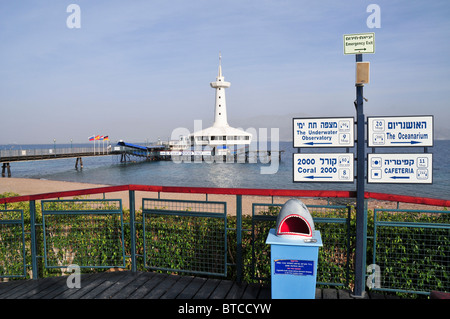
[99,135,104,141]
[89,135,94,141]
[95,135,101,140]
[104,136,109,140]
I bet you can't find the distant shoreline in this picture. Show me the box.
[0,177,445,213]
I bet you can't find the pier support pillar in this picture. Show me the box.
[1,163,11,177]
[75,157,83,170]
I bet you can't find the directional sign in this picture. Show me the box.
[368,153,432,184]
[344,33,375,54]
[368,116,433,147]
[293,118,354,148]
[293,153,354,182]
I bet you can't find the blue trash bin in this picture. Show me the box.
[265,199,323,299]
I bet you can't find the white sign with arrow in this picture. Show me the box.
[293,117,354,148]
[368,153,432,184]
[293,153,354,182]
[368,116,433,147]
[344,32,375,54]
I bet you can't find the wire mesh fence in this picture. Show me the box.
[41,200,125,269]
[372,208,450,295]
[142,199,227,277]
[0,210,26,278]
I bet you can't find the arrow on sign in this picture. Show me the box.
[390,176,410,180]
[303,142,333,146]
[390,141,422,145]
[305,176,333,180]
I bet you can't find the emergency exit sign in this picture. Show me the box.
[344,33,375,54]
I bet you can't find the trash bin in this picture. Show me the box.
[266,199,323,299]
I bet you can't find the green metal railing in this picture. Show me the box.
[370,208,450,295]
[41,199,125,270]
[141,198,227,277]
[1,184,449,297]
[0,210,26,278]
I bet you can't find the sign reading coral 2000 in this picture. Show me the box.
[293,117,354,148]
[293,153,354,182]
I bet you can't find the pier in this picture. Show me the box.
[0,142,283,177]
[0,146,114,177]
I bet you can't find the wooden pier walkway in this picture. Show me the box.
[0,271,399,300]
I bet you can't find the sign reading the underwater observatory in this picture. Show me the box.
[368,153,433,184]
[343,32,375,54]
[368,116,434,147]
[293,117,354,148]
[293,153,354,182]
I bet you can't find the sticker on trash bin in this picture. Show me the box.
[274,259,314,276]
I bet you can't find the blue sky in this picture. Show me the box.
[1,0,449,144]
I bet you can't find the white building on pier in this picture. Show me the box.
[189,55,252,154]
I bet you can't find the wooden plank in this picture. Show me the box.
[242,283,262,299]
[54,272,113,299]
[322,288,338,299]
[191,278,220,299]
[40,273,97,299]
[160,276,194,299]
[95,272,142,299]
[144,274,181,299]
[177,277,208,299]
[337,289,354,299]
[225,282,248,299]
[20,276,67,299]
[0,280,30,298]
[113,272,158,299]
[79,272,129,299]
[126,272,167,299]
[257,285,271,299]
[209,280,233,299]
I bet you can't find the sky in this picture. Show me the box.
[1,0,449,144]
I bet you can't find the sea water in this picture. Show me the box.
[1,140,449,200]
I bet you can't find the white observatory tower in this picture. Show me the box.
[190,54,252,153]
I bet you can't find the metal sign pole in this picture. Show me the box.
[353,53,368,297]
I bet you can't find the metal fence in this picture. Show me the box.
[370,208,450,295]
[0,210,26,278]
[141,198,227,277]
[0,147,99,158]
[41,199,125,270]
[1,185,449,297]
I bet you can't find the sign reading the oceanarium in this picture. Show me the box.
[293,117,354,148]
[367,116,433,147]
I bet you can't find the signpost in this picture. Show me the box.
[344,32,375,54]
[290,31,434,298]
[368,153,432,184]
[293,153,354,182]
[368,116,434,147]
[293,117,354,148]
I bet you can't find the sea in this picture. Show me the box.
[1,140,449,200]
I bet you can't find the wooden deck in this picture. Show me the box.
[0,271,398,299]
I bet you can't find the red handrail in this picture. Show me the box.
[1,184,449,207]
